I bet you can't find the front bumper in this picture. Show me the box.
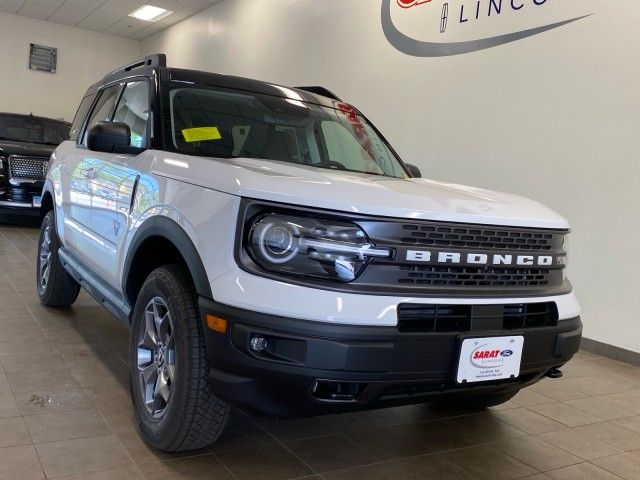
[199,298,582,417]
[211,268,581,325]
[0,187,42,218]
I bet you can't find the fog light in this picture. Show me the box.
[250,336,268,352]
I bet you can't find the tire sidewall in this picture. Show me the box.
[129,267,194,449]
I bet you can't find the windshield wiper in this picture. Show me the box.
[357,170,388,177]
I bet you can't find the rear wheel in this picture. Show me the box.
[129,265,231,452]
[37,211,80,307]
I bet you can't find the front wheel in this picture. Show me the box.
[129,265,231,452]
[37,211,80,307]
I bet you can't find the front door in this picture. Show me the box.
[62,84,121,267]
[82,80,151,287]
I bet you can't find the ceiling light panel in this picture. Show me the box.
[129,4,173,22]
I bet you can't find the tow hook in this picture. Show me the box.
[546,367,563,379]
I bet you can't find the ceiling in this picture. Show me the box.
[0,0,223,40]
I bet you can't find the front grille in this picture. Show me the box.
[397,302,558,333]
[8,155,49,181]
[399,224,554,251]
[354,219,567,295]
[397,265,551,287]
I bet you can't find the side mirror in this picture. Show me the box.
[405,163,422,178]
[87,121,130,152]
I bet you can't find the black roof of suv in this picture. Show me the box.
[87,54,342,109]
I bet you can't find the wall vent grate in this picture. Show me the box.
[29,44,57,73]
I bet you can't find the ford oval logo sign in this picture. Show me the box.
[501,350,514,357]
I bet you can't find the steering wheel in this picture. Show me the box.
[317,161,347,170]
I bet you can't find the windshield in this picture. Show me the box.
[0,115,69,145]
[167,83,408,178]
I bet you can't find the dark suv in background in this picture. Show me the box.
[0,113,70,219]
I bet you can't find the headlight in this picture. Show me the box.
[246,213,390,282]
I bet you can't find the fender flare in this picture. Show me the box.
[40,179,55,215]
[122,216,213,302]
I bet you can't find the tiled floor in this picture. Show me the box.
[1,223,640,480]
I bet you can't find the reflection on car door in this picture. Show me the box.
[83,80,150,287]
[63,84,120,266]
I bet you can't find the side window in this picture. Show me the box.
[112,81,150,148]
[82,85,120,145]
[69,94,96,141]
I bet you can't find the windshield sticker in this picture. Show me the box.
[336,103,373,155]
[182,127,222,143]
[336,103,393,173]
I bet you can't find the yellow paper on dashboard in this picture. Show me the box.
[182,127,222,142]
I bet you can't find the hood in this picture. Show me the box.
[0,140,55,158]
[152,154,569,230]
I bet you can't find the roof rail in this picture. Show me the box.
[295,86,341,101]
[105,53,167,78]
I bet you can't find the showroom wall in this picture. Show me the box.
[142,0,640,354]
[0,12,140,121]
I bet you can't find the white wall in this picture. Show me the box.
[143,0,640,353]
[0,12,140,121]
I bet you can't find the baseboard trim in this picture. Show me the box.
[581,337,640,367]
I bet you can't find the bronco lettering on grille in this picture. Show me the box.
[406,250,563,267]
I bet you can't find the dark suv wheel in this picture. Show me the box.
[37,211,80,307]
[129,265,231,451]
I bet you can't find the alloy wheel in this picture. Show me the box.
[137,296,176,418]
[38,225,52,290]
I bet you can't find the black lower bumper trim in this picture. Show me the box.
[199,298,582,417]
[0,191,41,219]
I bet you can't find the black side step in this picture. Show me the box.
[58,248,131,325]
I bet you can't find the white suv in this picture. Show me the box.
[38,55,582,452]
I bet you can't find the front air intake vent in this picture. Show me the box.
[396,304,471,332]
[397,302,558,333]
[397,265,552,288]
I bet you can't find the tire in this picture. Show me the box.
[129,265,231,452]
[37,211,81,307]
[452,390,519,410]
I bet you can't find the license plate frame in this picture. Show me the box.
[456,335,524,384]
[32,196,42,208]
